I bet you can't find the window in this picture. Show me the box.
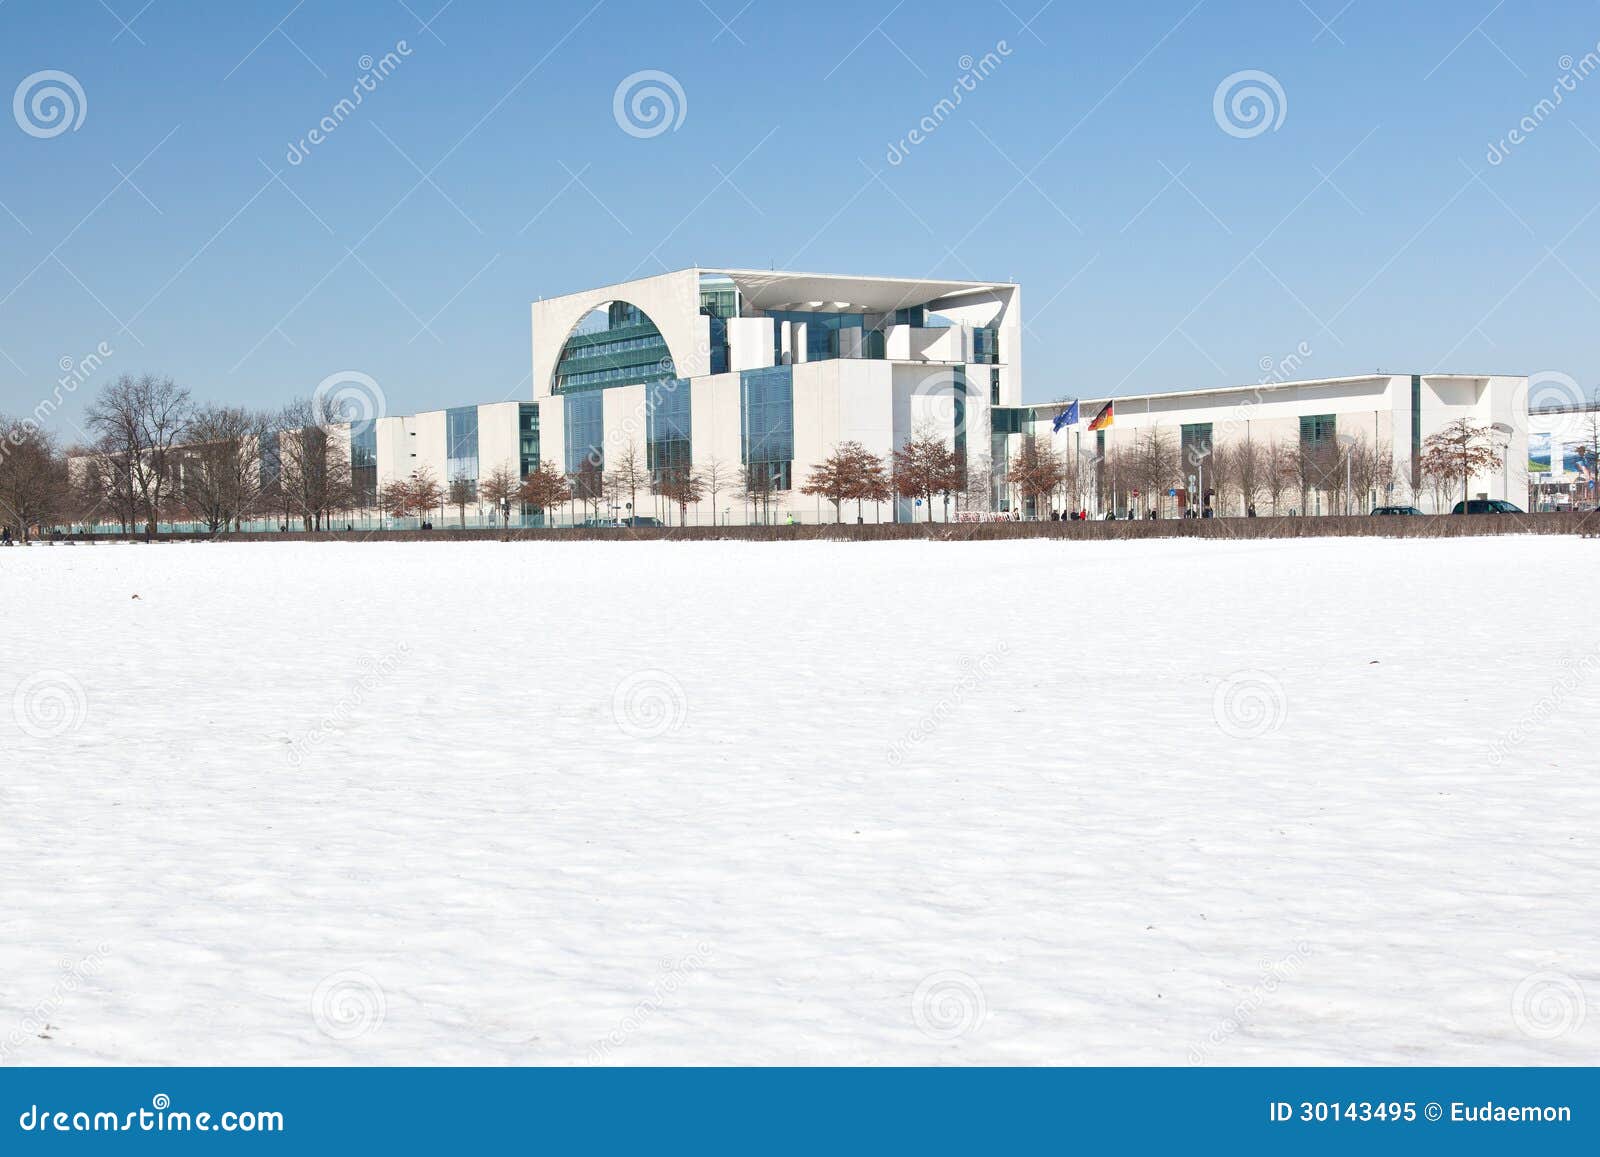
[951,367,968,467]
[1299,413,1336,451]
[990,368,1000,406]
[973,326,999,364]
[1180,422,1213,471]
[647,378,692,479]
[518,404,540,477]
[765,311,866,362]
[446,406,479,489]
[740,365,793,489]
[554,300,672,393]
[564,390,603,477]
[350,421,377,506]
[1410,375,1422,489]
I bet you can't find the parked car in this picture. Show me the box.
[1371,505,1424,516]
[623,516,664,528]
[1450,499,1524,515]
[577,517,623,528]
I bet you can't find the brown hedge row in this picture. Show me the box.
[45,511,1600,545]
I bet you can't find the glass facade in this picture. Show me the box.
[555,301,673,393]
[973,327,999,364]
[1410,374,1422,488]
[990,368,1000,406]
[647,378,692,479]
[766,310,866,363]
[1180,422,1213,470]
[951,367,968,467]
[564,390,604,476]
[740,365,794,489]
[1299,413,1336,451]
[446,406,480,489]
[518,403,540,477]
[350,420,377,506]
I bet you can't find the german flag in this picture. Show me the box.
[1087,400,1114,431]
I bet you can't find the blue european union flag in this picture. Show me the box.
[1052,399,1079,433]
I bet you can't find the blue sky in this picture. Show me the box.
[3,0,1599,437]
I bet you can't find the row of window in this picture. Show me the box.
[557,332,669,364]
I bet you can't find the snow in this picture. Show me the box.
[1,535,1595,1066]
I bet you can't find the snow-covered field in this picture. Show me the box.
[1,536,1595,1066]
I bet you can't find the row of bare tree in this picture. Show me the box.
[1006,420,1516,517]
[2,374,364,538]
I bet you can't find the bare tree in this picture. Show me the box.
[1422,419,1509,511]
[1005,436,1065,517]
[406,465,443,526]
[171,404,273,533]
[1265,439,1296,515]
[277,397,354,530]
[478,463,520,529]
[700,457,734,526]
[447,474,475,528]
[84,373,193,537]
[893,427,960,522]
[654,466,704,526]
[0,418,67,540]
[517,459,571,526]
[605,442,649,523]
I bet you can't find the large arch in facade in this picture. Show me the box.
[531,269,707,399]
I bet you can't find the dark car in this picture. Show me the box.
[1450,499,1524,515]
[623,516,664,528]
[1371,505,1424,516]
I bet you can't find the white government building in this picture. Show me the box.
[350,267,1540,526]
